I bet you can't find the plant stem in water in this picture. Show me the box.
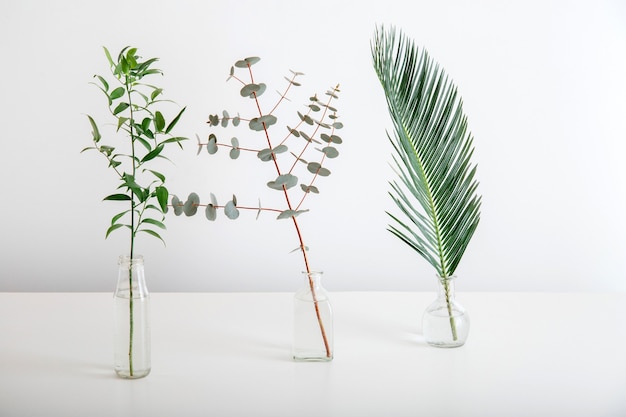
[442,278,458,341]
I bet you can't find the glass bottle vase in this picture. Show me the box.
[293,271,333,362]
[114,255,151,378]
[422,275,470,348]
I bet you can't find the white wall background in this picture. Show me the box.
[1,0,625,293]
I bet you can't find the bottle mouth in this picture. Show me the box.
[118,254,145,264]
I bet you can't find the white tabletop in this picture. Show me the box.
[1,292,625,417]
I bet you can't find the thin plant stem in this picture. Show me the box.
[247,64,332,358]
[126,75,136,377]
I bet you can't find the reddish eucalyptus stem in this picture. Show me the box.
[248,63,332,358]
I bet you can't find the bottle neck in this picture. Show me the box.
[302,271,323,290]
[436,275,456,300]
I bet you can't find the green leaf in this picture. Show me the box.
[142,218,166,229]
[165,107,186,134]
[151,88,163,101]
[156,186,168,211]
[222,110,230,127]
[147,169,166,182]
[116,116,129,131]
[94,75,109,92]
[113,102,129,115]
[87,115,101,143]
[154,111,165,132]
[372,26,481,277]
[142,144,164,163]
[139,229,165,245]
[109,87,125,100]
[105,223,125,239]
[224,200,240,219]
[103,193,131,201]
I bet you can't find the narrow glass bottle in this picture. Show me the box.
[422,275,470,348]
[293,271,333,361]
[114,255,151,378]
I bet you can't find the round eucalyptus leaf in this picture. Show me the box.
[235,56,261,68]
[233,116,240,127]
[249,114,277,131]
[240,83,267,98]
[207,134,218,154]
[309,104,320,112]
[276,173,298,189]
[307,162,321,174]
[209,114,219,126]
[318,167,331,177]
[231,137,239,148]
[267,181,283,191]
[224,200,240,219]
[234,57,261,68]
[333,121,344,129]
[273,144,288,154]
[331,134,343,144]
[317,167,330,177]
[172,195,183,216]
[322,146,339,158]
[300,131,312,142]
[300,184,320,194]
[287,127,300,137]
[277,209,309,220]
[230,148,240,159]
[221,110,230,127]
[210,192,218,206]
[183,192,200,216]
[205,204,217,221]
[257,148,273,161]
[320,133,331,143]
[267,173,298,190]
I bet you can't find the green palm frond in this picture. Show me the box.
[372,26,481,278]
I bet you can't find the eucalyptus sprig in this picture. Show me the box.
[83,46,187,377]
[171,57,342,358]
[372,26,481,340]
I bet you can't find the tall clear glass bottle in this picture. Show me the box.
[114,255,151,378]
[293,271,333,362]
[422,275,470,348]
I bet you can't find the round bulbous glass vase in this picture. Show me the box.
[114,255,151,379]
[293,271,333,362]
[422,275,469,348]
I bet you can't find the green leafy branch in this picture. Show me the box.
[83,46,188,257]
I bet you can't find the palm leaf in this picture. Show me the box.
[372,26,481,278]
